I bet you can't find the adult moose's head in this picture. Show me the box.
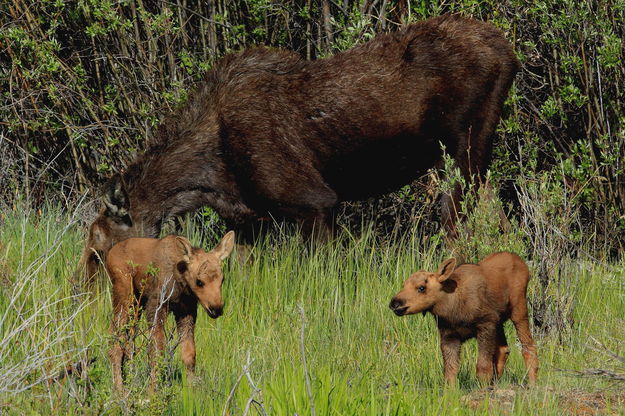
[77,15,519,283]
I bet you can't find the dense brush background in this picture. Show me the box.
[1,0,624,414]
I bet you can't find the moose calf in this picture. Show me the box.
[105,231,235,392]
[389,252,538,385]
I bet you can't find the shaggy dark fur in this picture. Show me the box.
[79,15,519,281]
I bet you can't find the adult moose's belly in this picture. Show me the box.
[322,132,441,201]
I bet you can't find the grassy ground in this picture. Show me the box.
[0,204,624,415]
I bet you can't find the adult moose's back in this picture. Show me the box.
[79,15,519,281]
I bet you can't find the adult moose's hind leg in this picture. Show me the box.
[440,184,462,241]
[493,323,509,381]
[284,176,336,242]
[441,123,492,242]
[443,60,518,240]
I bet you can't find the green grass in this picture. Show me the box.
[0,204,624,415]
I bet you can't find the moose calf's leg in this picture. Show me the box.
[493,323,509,380]
[440,335,461,385]
[175,311,197,380]
[512,306,538,385]
[476,326,497,385]
[109,317,127,393]
[147,306,168,392]
[109,281,132,393]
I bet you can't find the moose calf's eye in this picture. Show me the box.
[196,279,204,288]
[418,285,426,293]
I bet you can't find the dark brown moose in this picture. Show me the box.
[79,15,519,281]
[389,252,538,385]
[106,231,234,392]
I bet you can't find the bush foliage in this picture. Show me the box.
[1,0,624,246]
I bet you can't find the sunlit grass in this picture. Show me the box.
[0,204,623,414]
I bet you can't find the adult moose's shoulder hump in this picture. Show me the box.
[79,14,519,281]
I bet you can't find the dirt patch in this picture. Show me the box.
[461,387,517,412]
[461,387,625,415]
[558,390,625,416]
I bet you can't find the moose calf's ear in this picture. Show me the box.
[103,174,130,220]
[175,236,194,259]
[437,258,457,282]
[213,231,235,261]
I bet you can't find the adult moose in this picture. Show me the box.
[79,15,519,281]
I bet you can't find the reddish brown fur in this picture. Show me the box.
[106,231,234,392]
[79,15,519,281]
[389,252,538,385]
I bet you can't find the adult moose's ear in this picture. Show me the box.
[103,174,130,221]
[436,258,457,282]
[212,231,235,261]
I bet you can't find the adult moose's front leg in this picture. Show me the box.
[300,208,334,243]
[226,218,264,265]
[250,153,337,243]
